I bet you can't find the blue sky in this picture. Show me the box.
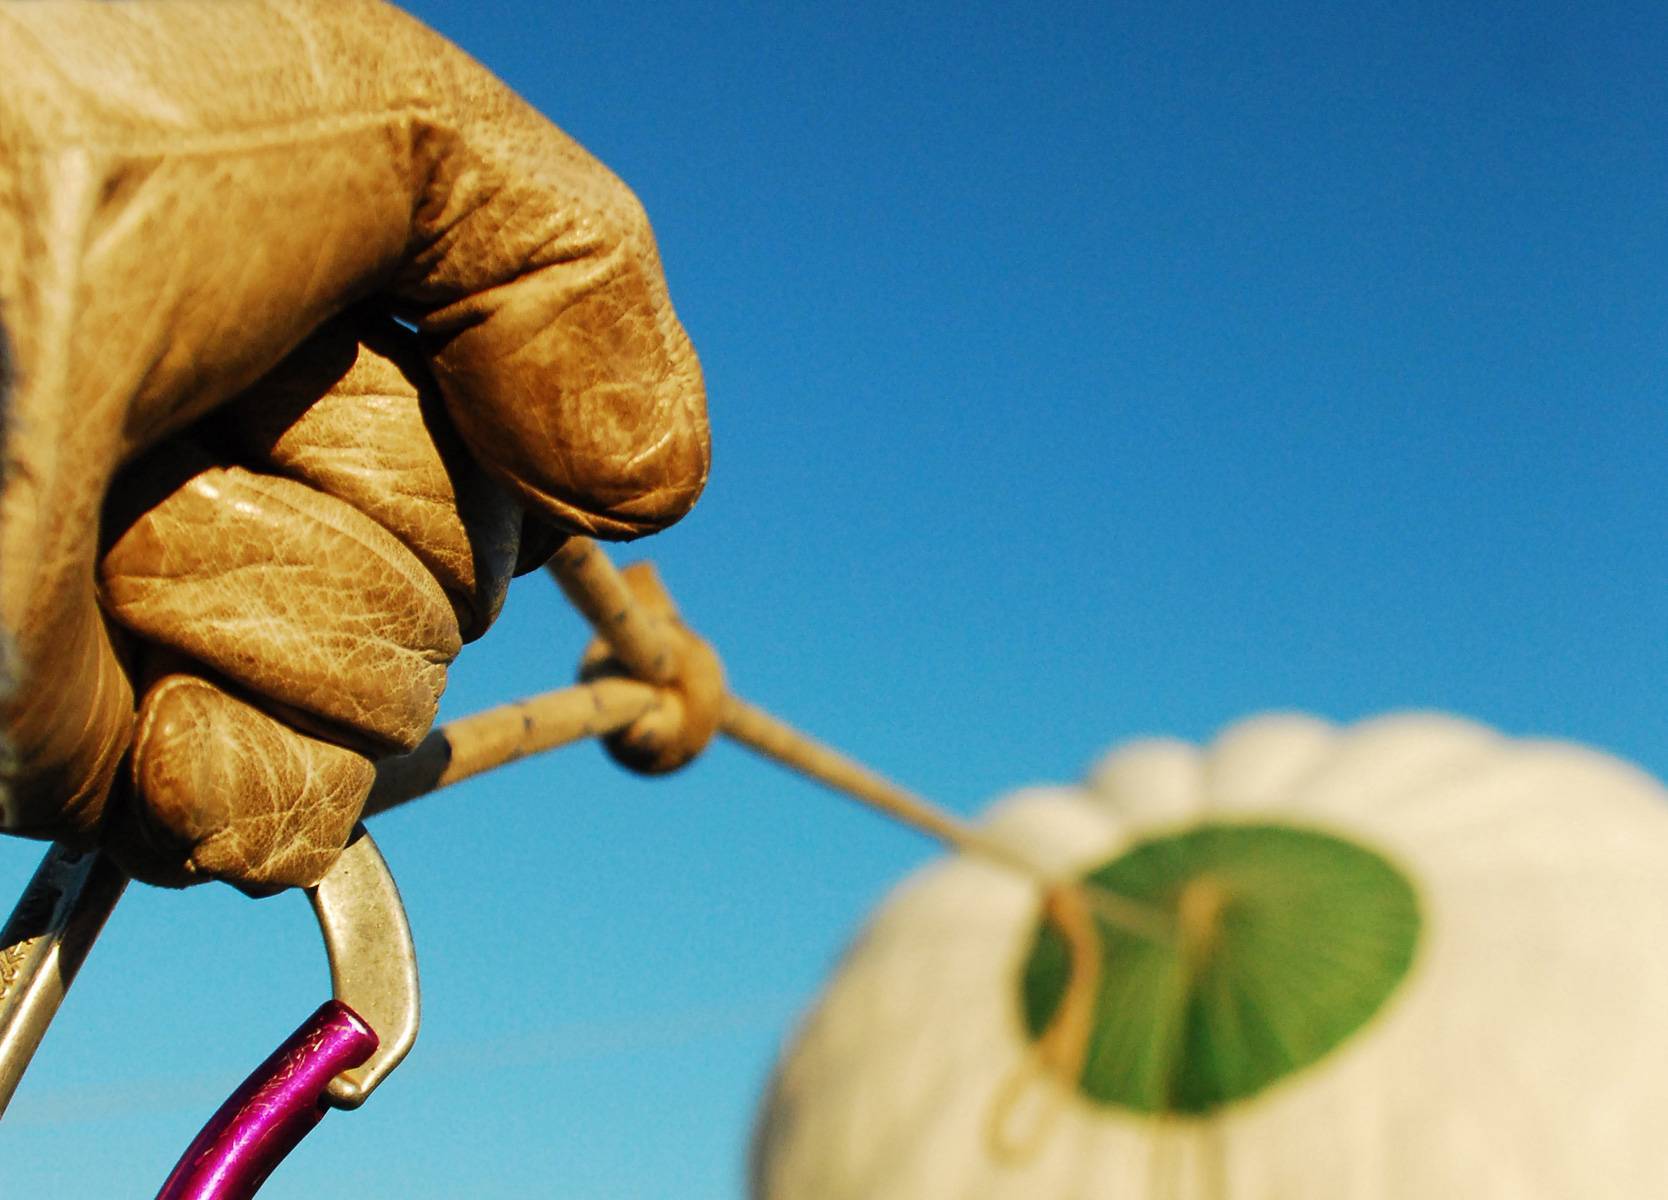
[6,1,1668,1195]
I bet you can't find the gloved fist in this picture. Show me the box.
[0,0,710,888]
[99,315,526,889]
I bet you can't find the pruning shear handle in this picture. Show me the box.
[0,825,417,1200]
[0,843,127,1116]
[155,826,419,1199]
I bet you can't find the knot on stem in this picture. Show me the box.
[575,561,725,775]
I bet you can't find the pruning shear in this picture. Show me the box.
[0,538,983,1196]
[0,826,419,1199]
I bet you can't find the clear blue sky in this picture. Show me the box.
[6,1,1668,1195]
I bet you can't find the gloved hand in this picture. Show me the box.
[0,0,710,889]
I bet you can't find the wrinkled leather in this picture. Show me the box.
[223,319,524,643]
[101,320,508,890]
[0,0,710,886]
[125,671,376,890]
[102,437,461,755]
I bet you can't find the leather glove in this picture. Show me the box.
[0,0,710,888]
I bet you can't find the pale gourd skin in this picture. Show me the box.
[752,713,1668,1200]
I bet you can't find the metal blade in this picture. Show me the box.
[307,826,419,1109]
[0,844,127,1117]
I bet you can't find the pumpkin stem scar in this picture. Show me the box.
[1018,823,1423,1116]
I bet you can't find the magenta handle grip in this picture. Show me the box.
[155,1001,379,1200]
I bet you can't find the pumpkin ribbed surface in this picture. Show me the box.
[1020,822,1421,1115]
[752,713,1668,1199]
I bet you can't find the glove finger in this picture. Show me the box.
[101,316,528,889]
[414,192,710,540]
[100,439,460,754]
[112,669,373,892]
[3,0,708,533]
[408,69,710,539]
[218,314,523,642]
[104,324,539,888]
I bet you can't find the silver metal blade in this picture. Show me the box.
[308,826,419,1109]
[0,844,127,1117]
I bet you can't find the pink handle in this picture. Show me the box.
[155,1001,378,1200]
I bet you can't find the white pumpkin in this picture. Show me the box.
[752,713,1668,1199]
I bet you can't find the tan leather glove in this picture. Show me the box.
[0,0,710,888]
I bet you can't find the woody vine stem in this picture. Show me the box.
[372,536,1172,945]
